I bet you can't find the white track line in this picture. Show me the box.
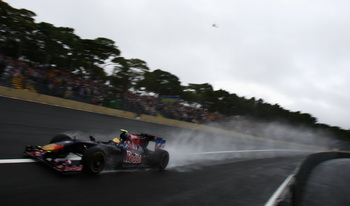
[188,149,310,155]
[265,174,294,206]
[0,157,81,164]
[0,159,36,164]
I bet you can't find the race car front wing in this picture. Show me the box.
[25,145,83,173]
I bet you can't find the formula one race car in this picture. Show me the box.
[24,129,170,174]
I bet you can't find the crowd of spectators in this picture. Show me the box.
[0,55,222,124]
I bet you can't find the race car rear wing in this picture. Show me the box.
[155,138,166,150]
[140,133,166,150]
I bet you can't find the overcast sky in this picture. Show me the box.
[8,0,350,129]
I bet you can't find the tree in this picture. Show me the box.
[72,37,120,80]
[28,23,79,68]
[182,83,215,108]
[0,1,37,58]
[211,89,233,114]
[137,69,182,95]
[0,1,120,81]
[109,58,149,90]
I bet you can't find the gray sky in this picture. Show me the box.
[8,0,350,129]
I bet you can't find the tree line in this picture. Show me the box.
[0,0,349,140]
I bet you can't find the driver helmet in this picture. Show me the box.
[120,129,129,142]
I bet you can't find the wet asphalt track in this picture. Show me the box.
[0,96,309,206]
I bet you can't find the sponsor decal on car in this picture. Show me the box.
[42,144,64,151]
[26,150,47,157]
[54,163,83,172]
[124,150,142,163]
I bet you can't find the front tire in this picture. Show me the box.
[152,150,169,170]
[82,147,106,175]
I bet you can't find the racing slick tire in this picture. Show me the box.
[49,134,72,158]
[50,134,72,143]
[82,147,106,175]
[152,149,169,170]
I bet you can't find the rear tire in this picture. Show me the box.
[152,150,169,170]
[82,147,106,175]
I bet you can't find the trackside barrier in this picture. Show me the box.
[266,151,350,206]
[0,86,327,151]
